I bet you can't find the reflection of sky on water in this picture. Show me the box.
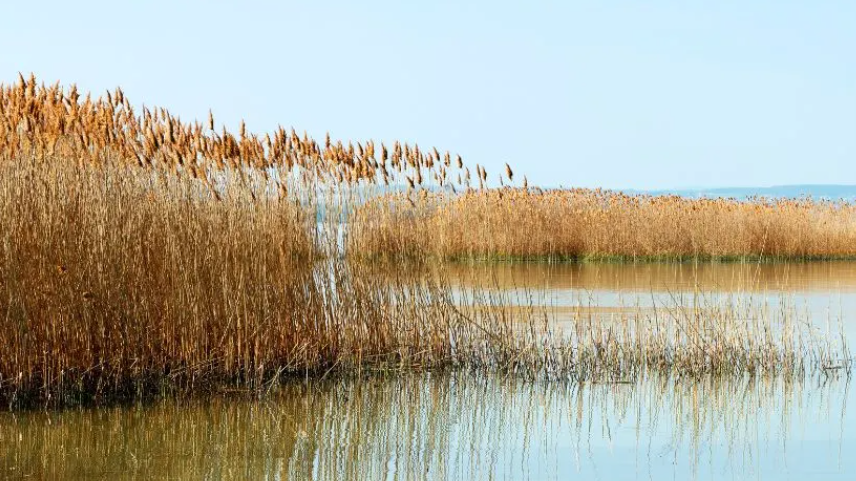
[444,262,856,344]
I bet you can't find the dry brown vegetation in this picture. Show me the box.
[0,73,472,191]
[0,73,491,407]
[350,188,856,262]
[1,158,844,408]
[0,75,851,408]
[0,158,535,407]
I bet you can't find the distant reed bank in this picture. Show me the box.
[350,189,856,262]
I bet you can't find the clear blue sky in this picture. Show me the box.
[2,1,854,189]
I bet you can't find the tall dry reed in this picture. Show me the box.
[0,74,471,193]
[0,156,537,408]
[349,189,856,262]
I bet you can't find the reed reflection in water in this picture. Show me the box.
[442,261,856,292]
[425,261,856,344]
[1,372,852,480]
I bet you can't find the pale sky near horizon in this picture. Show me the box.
[2,1,854,189]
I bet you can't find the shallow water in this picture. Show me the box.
[3,261,855,480]
[1,372,852,480]
[443,261,856,343]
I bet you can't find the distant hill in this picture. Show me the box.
[630,185,856,201]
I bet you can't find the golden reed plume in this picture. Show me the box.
[0,73,479,193]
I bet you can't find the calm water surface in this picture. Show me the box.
[2,262,854,480]
[446,261,856,342]
[1,373,851,480]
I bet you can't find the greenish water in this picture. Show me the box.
[1,372,851,480]
[3,261,855,480]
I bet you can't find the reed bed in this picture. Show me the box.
[0,156,849,408]
[1,154,846,407]
[349,188,856,262]
[0,156,523,408]
[0,76,851,408]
